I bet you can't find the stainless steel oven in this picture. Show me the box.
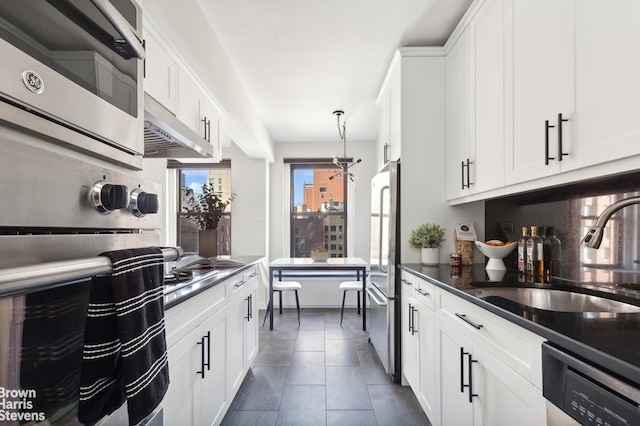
[542,342,640,426]
[0,0,145,169]
[0,116,168,424]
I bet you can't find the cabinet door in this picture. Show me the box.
[227,293,246,397]
[446,31,472,200]
[245,282,259,366]
[436,314,474,426]
[470,0,505,193]
[200,99,222,160]
[402,294,419,389]
[163,328,200,425]
[378,89,391,168]
[178,70,207,138]
[472,343,547,426]
[416,302,437,423]
[389,68,402,164]
[199,309,228,426]
[143,28,178,113]
[505,0,574,184]
[566,0,640,171]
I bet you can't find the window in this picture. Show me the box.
[169,160,232,255]
[289,161,347,258]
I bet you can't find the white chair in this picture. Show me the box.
[339,281,363,325]
[260,264,302,327]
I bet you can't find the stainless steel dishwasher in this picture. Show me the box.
[542,342,640,426]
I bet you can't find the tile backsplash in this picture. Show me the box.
[485,172,640,281]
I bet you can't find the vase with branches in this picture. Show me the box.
[183,184,234,257]
[183,184,231,230]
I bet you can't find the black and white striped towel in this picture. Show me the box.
[78,247,169,425]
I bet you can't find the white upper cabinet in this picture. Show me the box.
[565,0,640,172]
[505,0,574,184]
[469,0,506,193]
[144,26,178,114]
[446,31,472,200]
[143,18,223,161]
[376,61,402,169]
[446,0,506,201]
[506,0,640,185]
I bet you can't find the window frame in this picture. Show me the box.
[287,159,350,258]
[168,159,232,255]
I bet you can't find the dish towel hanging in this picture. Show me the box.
[78,247,169,425]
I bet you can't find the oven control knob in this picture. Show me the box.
[130,188,159,217]
[91,182,129,214]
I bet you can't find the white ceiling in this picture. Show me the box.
[197,0,472,145]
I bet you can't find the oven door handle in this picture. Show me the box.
[90,0,145,59]
[366,287,387,306]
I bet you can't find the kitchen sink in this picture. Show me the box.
[464,287,640,313]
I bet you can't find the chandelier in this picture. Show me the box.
[329,110,361,183]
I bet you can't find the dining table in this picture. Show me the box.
[268,257,368,330]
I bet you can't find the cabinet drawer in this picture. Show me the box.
[435,288,544,389]
[401,271,435,311]
[227,266,257,296]
[414,279,435,311]
[165,282,227,348]
[400,271,417,297]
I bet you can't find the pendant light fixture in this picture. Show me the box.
[329,110,361,183]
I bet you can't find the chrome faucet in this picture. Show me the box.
[581,196,640,248]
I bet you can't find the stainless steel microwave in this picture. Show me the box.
[0,0,145,169]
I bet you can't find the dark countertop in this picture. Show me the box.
[163,256,264,309]
[401,263,640,387]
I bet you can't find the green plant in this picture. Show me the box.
[409,223,446,249]
[183,184,231,230]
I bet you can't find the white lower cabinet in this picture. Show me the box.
[401,271,547,426]
[227,270,259,397]
[163,307,228,426]
[401,272,437,422]
[435,312,546,426]
[163,266,260,425]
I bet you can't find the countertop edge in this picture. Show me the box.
[164,256,265,309]
[400,264,640,386]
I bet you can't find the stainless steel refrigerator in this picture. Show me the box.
[366,160,401,382]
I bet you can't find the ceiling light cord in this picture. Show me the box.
[331,110,361,183]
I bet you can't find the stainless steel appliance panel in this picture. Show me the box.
[0,0,144,168]
[368,161,400,380]
[0,129,160,231]
[542,342,640,426]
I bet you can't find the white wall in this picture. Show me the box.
[268,140,379,262]
[229,143,269,257]
[394,53,485,265]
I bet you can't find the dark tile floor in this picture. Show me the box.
[221,308,431,426]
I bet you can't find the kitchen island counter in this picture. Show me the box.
[401,263,640,387]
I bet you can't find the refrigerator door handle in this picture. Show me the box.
[378,185,390,272]
[366,287,388,306]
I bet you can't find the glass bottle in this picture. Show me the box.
[546,226,562,276]
[517,226,529,275]
[526,226,543,277]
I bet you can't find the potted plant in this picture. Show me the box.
[183,184,232,258]
[409,223,446,265]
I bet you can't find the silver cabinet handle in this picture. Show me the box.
[455,313,483,330]
[401,278,412,286]
[416,288,429,297]
[234,279,246,288]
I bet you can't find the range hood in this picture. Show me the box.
[143,93,215,159]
